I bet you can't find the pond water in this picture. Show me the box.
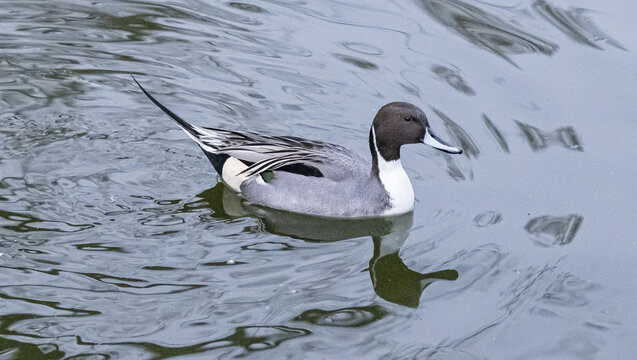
[1,0,636,359]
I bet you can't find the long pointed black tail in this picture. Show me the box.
[132,75,200,137]
[132,76,229,175]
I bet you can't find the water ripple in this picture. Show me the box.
[342,41,383,55]
[76,325,311,357]
[431,64,475,95]
[482,114,510,153]
[534,0,625,50]
[540,273,599,307]
[473,211,503,227]
[0,336,65,359]
[417,0,558,65]
[516,120,583,152]
[525,214,583,247]
[432,107,480,158]
[333,53,378,70]
[294,305,387,327]
[0,209,95,233]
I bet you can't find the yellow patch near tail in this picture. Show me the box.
[221,157,250,193]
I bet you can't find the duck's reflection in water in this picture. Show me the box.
[370,235,458,308]
[197,183,458,308]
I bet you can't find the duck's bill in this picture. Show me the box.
[423,128,462,154]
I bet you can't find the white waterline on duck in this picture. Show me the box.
[222,157,249,193]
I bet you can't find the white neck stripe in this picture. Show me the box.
[371,127,415,215]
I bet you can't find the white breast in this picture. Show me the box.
[370,127,415,215]
[377,157,415,215]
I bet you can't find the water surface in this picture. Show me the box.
[1,0,636,358]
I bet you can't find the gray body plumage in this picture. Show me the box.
[240,144,391,217]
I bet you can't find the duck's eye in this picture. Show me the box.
[404,117,412,122]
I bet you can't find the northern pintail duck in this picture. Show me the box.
[134,78,462,218]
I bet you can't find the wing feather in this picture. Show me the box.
[133,77,364,180]
[191,127,347,177]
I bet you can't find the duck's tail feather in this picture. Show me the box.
[132,75,206,141]
[133,76,251,192]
